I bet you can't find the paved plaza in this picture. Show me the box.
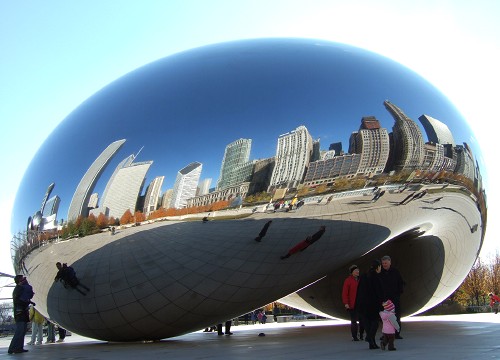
[1,313,499,359]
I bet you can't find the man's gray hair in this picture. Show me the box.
[381,255,391,261]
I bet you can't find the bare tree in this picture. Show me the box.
[0,302,13,325]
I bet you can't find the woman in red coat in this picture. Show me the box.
[342,265,364,341]
[489,293,500,314]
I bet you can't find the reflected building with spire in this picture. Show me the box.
[67,139,126,221]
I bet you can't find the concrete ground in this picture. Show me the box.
[1,313,499,359]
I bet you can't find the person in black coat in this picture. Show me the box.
[380,255,405,339]
[8,275,32,354]
[355,260,385,349]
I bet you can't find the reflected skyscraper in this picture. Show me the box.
[197,178,212,196]
[349,116,390,176]
[217,139,252,190]
[419,114,456,146]
[170,162,202,209]
[99,160,153,219]
[161,189,173,209]
[143,176,164,216]
[455,144,476,180]
[270,125,313,189]
[67,139,126,221]
[384,101,424,172]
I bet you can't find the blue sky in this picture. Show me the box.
[1,1,499,286]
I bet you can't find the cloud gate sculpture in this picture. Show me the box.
[11,38,486,341]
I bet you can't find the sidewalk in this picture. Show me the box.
[1,314,498,359]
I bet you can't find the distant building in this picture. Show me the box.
[455,144,475,180]
[67,139,126,221]
[269,125,313,189]
[322,150,336,160]
[197,178,212,196]
[311,139,321,162]
[422,143,445,172]
[143,176,164,216]
[42,195,60,218]
[217,139,252,190]
[247,157,275,195]
[161,189,173,209]
[100,154,135,209]
[349,116,389,176]
[384,101,424,172]
[99,160,153,219]
[88,193,99,210]
[187,182,249,208]
[329,142,343,155]
[304,153,361,186]
[418,114,456,146]
[170,162,202,209]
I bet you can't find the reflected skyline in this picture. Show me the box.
[20,98,482,235]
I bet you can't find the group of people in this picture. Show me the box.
[8,260,84,354]
[27,306,67,345]
[342,255,405,351]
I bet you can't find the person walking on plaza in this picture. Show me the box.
[355,260,385,349]
[27,306,44,345]
[8,275,32,354]
[379,255,405,339]
[379,299,400,351]
[489,293,500,314]
[342,264,364,341]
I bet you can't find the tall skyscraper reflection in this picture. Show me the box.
[217,139,252,190]
[349,116,390,176]
[143,176,164,216]
[419,114,456,147]
[67,139,126,221]
[384,100,425,172]
[270,126,313,189]
[100,160,153,219]
[170,162,202,209]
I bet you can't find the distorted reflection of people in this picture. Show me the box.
[54,262,90,295]
[280,226,326,259]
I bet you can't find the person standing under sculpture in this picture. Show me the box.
[27,306,44,345]
[45,319,56,343]
[8,275,31,354]
[342,265,364,341]
[379,255,405,339]
[355,260,385,349]
[217,320,232,335]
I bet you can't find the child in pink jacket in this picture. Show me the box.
[379,299,400,351]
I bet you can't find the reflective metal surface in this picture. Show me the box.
[10,38,486,341]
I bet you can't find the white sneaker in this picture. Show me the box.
[56,339,64,342]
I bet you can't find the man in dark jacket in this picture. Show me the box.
[8,275,31,354]
[355,260,385,349]
[380,255,406,339]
